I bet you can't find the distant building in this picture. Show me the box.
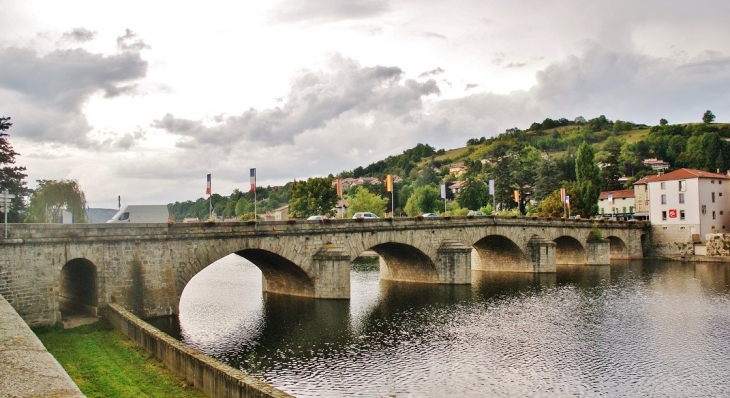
[598,190,635,218]
[642,158,670,171]
[449,163,468,177]
[447,180,467,196]
[86,208,119,223]
[261,204,290,221]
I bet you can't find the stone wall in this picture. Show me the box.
[0,293,84,397]
[705,233,730,256]
[104,303,292,398]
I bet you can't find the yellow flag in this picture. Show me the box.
[513,190,519,202]
[386,174,393,192]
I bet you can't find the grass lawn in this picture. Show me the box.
[34,319,206,398]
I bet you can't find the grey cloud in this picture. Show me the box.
[62,28,96,43]
[117,29,150,52]
[270,0,390,23]
[154,55,440,150]
[465,83,479,90]
[418,67,444,79]
[0,38,148,147]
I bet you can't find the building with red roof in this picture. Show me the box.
[598,189,635,218]
[643,168,730,250]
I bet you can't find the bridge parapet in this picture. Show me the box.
[0,217,649,243]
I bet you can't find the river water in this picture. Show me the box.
[148,254,730,397]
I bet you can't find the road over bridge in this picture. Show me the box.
[0,217,648,326]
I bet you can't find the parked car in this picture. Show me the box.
[352,212,379,219]
[421,213,439,217]
[467,210,486,217]
[307,215,326,221]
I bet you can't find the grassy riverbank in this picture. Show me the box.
[34,319,206,398]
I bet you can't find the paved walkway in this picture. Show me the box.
[0,294,85,397]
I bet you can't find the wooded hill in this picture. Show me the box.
[169,113,730,220]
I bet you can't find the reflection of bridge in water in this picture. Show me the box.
[0,217,647,326]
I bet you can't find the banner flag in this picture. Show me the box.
[488,179,494,195]
[336,178,342,197]
[206,174,211,195]
[385,174,393,192]
[607,193,613,206]
[440,184,446,199]
[560,188,566,203]
[565,195,570,208]
[513,190,519,202]
[250,168,256,192]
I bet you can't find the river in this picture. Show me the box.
[148,254,730,397]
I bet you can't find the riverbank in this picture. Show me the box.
[33,319,207,398]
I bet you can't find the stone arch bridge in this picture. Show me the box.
[0,217,647,326]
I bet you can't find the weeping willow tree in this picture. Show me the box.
[26,179,88,223]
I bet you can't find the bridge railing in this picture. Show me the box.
[0,217,649,243]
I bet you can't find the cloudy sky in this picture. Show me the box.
[2,0,729,208]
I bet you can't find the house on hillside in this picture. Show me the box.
[449,163,468,177]
[642,158,670,171]
[644,168,730,254]
[598,189,635,219]
[260,204,290,221]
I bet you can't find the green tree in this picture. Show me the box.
[346,187,388,217]
[599,137,623,191]
[288,177,338,218]
[456,179,489,210]
[703,110,716,124]
[403,185,443,216]
[26,179,88,223]
[0,117,30,222]
[575,142,601,217]
[533,158,564,202]
[659,118,668,126]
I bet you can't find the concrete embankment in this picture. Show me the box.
[105,303,293,398]
[0,293,84,398]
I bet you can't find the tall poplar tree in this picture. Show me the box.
[0,117,30,222]
[575,142,601,217]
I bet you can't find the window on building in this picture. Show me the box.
[661,194,667,204]
[679,193,685,204]
[703,205,707,214]
[712,180,715,184]
[661,182,666,189]
[679,180,687,192]
[712,192,716,203]
[680,210,685,220]
[713,211,716,220]
[662,211,667,220]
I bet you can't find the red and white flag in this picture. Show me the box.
[249,168,256,192]
[336,178,342,197]
[560,188,566,203]
[206,174,211,195]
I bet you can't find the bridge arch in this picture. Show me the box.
[369,242,437,283]
[554,236,586,264]
[59,258,98,316]
[237,249,315,298]
[607,236,628,259]
[471,235,525,272]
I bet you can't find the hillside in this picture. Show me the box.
[168,114,730,220]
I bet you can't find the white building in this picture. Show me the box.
[645,168,730,244]
[598,189,635,218]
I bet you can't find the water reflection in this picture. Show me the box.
[148,254,730,397]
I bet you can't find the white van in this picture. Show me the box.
[107,205,170,223]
